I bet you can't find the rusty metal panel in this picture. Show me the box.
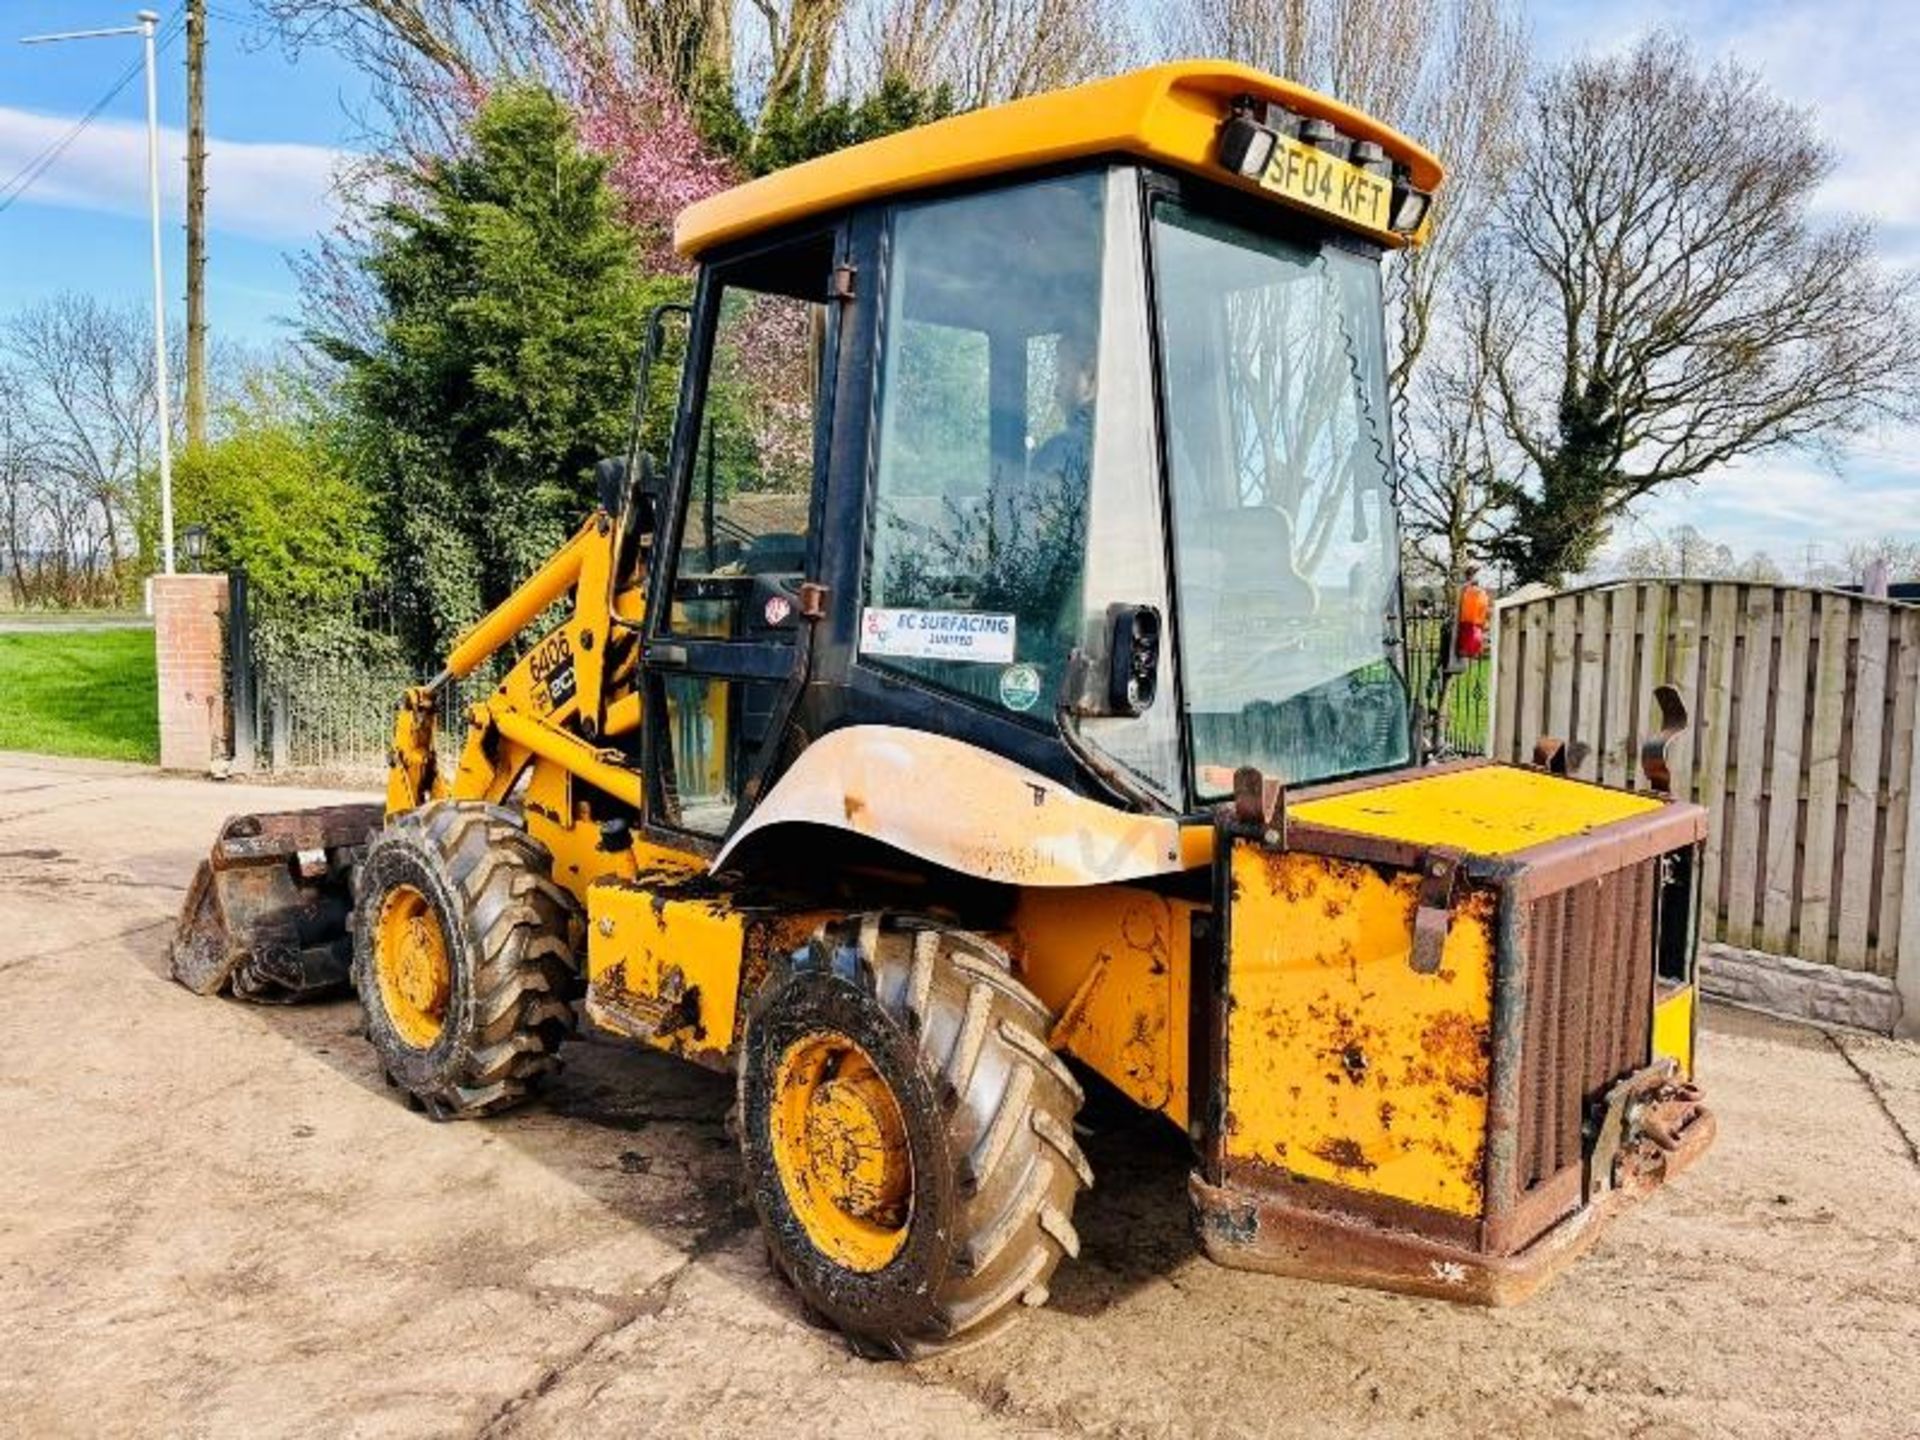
[1513,858,1657,1197]
[170,805,382,1002]
[1221,842,1496,1218]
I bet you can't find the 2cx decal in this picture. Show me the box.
[530,633,577,713]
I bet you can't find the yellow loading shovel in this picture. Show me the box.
[1192,763,1716,1304]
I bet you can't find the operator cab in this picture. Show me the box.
[633,63,1442,846]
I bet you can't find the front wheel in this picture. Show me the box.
[738,916,1091,1357]
[352,802,580,1119]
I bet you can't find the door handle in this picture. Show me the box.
[648,642,689,668]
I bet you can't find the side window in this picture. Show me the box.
[651,236,832,840]
[668,242,831,642]
[862,175,1104,718]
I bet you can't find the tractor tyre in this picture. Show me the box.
[739,914,1091,1358]
[352,802,581,1120]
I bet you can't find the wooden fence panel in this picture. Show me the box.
[1800,597,1852,966]
[1492,580,1918,982]
[1839,604,1890,970]
[1724,586,1774,949]
[1760,590,1813,955]
[1546,596,1577,751]
[1494,600,1521,764]
[1667,584,1705,803]
[1600,585,1637,788]
[1696,585,1740,929]
[1517,602,1548,765]
[1878,610,1920,969]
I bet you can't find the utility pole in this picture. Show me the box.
[184,0,206,448]
[21,10,177,574]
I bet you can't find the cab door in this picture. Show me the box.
[640,227,843,849]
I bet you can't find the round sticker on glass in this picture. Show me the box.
[998,663,1042,713]
[763,594,793,627]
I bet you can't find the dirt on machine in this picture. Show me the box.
[172,60,1713,1357]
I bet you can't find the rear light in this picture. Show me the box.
[1453,581,1491,661]
[1218,113,1277,178]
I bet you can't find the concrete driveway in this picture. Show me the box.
[2,751,1917,1439]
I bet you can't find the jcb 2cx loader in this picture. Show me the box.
[174,61,1713,1357]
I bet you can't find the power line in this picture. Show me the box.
[201,5,276,36]
[0,8,185,217]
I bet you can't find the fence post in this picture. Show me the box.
[269,680,290,772]
[1898,725,1920,1038]
[152,572,229,773]
[228,568,257,773]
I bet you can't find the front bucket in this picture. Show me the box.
[171,804,384,1003]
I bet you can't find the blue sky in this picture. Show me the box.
[0,1,365,339]
[1,0,1914,569]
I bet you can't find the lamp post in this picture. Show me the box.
[22,10,176,575]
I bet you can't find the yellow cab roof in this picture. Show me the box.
[673,60,1445,259]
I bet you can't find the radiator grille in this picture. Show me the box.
[1516,857,1658,1191]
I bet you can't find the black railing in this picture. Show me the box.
[1403,594,1492,759]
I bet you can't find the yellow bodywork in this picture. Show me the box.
[673,61,1443,258]
[1291,766,1664,856]
[1013,887,1199,1128]
[584,879,827,1067]
[1654,985,1696,1077]
[383,509,1697,1192]
[1223,842,1496,1216]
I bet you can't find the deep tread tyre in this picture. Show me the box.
[739,914,1089,1357]
[352,801,581,1120]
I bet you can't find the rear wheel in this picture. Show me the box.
[739,915,1091,1357]
[352,802,580,1119]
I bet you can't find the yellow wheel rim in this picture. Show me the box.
[374,883,451,1050]
[770,1033,913,1272]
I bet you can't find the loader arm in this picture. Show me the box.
[386,508,648,820]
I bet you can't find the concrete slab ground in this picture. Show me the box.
[2,751,1917,1439]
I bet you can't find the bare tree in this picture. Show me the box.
[1469,37,1920,584]
[0,295,234,604]
[1399,278,1511,587]
[3,296,163,585]
[266,1,734,101]
[1837,538,1920,587]
[262,0,821,142]
[1151,0,1529,390]
[0,368,42,604]
[1609,524,1729,579]
[848,0,1128,108]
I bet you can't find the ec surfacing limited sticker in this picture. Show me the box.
[859,607,1016,663]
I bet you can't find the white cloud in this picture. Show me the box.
[0,106,355,242]
[1601,441,1920,572]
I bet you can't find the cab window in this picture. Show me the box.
[862,174,1104,719]
[667,234,833,642]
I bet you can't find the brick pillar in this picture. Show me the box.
[152,573,228,772]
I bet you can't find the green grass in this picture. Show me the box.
[0,629,159,763]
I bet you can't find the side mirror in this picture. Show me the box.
[594,456,628,515]
[629,454,659,538]
[1107,604,1162,716]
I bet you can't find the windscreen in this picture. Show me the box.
[1152,200,1408,795]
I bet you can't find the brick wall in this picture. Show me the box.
[152,574,228,772]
